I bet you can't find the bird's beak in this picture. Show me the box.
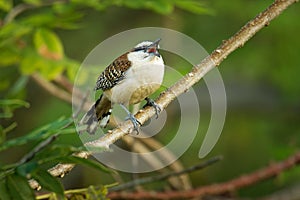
[147,38,161,57]
[152,38,161,47]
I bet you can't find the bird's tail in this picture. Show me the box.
[79,94,112,134]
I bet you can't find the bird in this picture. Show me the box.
[79,39,165,134]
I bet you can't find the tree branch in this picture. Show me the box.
[29,0,298,190]
[31,74,72,104]
[85,0,298,150]
[109,156,223,192]
[31,74,90,111]
[107,152,300,199]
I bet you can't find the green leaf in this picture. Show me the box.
[0,123,17,144]
[0,0,12,11]
[0,47,20,67]
[59,156,113,174]
[33,28,64,60]
[86,185,109,200]
[120,0,173,14]
[19,50,42,75]
[71,0,106,10]
[31,169,64,196]
[16,162,38,177]
[0,117,72,151]
[7,174,35,200]
[21,11,56,27]
[0,99,30,108]
[145,0,174,14]
[0,99,30,119]
[175,0,213,15]
[0,22,32,47]
[65,58,80,82]
[23,0,41,5]
[34,144,81,165]
[38,60,65,80]
[21,8,82,29]
[0,178,11,200]
[7,76,29,97]
[20,49,65,80]
[120,0,145,9]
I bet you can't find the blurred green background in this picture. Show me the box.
[1,0,300,198]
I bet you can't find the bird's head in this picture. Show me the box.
[127,39,162,63]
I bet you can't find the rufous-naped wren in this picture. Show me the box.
[79,39,165,134]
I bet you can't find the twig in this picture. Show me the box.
[28,91,90,189]
[31,74,90,110]
[141,138,192,190]
[0,134,58,179]
[85,0,298,147]
[103,117,192,190]
[105,115,192,190]
[29,151,90,190]
[133,136,192,190]
[122,135,191,190]
[54,75,74,94]
[108,152,300,199]
[3,0,67,25]
[19,135,57,165]
[109,156,223,192]
[54,75,84,100]
[31,74,73,104]
[4,4,34,24]
[29,0,298,190]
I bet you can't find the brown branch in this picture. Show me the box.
[85,0,297,152]
[122,136,189,190]
[29,0,298,190]
[31,74,90,111]
[54,75,84,100]
[31,74,73,104]
[138,137,193,190]
[109,156,222,192]
[29,151,90,190]
[54,75,75,94]
[107,152,300,199]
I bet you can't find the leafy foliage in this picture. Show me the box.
[0,0,211,199]
[0,0,210,87]
[0,99,30,118]
[0,115,112,199]
[31,169,64,196]
[5,174,36,200]
[0,117,72,151]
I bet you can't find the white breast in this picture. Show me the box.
[106,56,164,105]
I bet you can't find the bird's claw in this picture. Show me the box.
[125,113,142,134]
[145,97,162,119]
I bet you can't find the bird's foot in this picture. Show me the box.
[120,104,142,134]
[125,113,142,134]
[145,97,162,119]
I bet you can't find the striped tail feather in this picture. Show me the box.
[79,94,112,134]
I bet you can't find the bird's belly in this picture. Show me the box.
[129,83,161,104]
[105,62,164,105]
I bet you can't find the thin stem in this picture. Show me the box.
[29,0,298,190]
[108,152,300,199]
[18,135,57,165]
[109,156,223,192]
[85,0,298,153]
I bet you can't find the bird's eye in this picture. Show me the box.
[133,46,147,52]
